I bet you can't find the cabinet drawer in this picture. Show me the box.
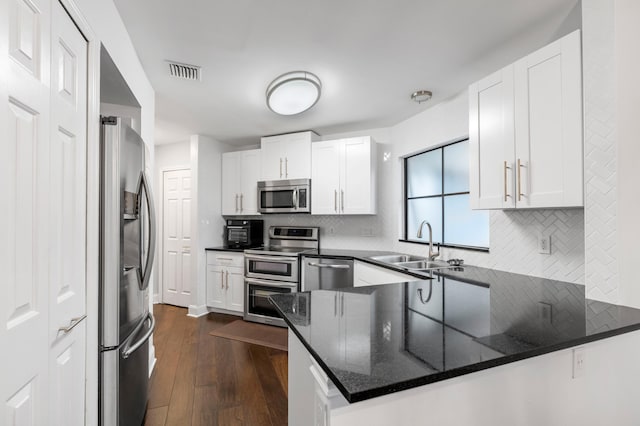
[206,251,244,267]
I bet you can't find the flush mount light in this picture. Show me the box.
[411,90,433,104]
[266,71,322,115]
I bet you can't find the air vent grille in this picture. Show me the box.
[167,61,201,81]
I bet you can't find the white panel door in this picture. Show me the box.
[0,0,51,423]
[342,137,374,214]
[311,140,341,214]
[240,149,261,215]
[48,3,87,424]
[221,151,240,215]
[162,169,193,307]
[469,66,515,209]
[514,30,583,208]
[226,267,245,313]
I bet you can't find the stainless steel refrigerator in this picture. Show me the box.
[99,116,156,426]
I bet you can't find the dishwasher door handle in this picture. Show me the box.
[308,262,351,269]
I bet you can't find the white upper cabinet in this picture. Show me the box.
[469,30,583,210]
[222,149,261,215]
[312,137,377,215]
[261,131,319,180]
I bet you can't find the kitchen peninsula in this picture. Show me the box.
[272,261,640,426]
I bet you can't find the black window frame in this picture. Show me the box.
[401,138,489,252]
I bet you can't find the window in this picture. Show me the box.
[404,139,489,250]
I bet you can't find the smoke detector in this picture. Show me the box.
[167,61,201,81]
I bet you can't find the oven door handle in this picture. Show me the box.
[246,254,299,263]
[245,278,297,288]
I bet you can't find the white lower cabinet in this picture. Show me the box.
[354,261,418,287]
[206,252,245,314]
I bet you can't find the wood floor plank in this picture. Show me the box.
[232,341,273,426]
[192,385,219,426]
[147,305,288,426]
[270,352,289,397]
[218,405,245,426]
[164,340,198,425]
[250,345,288,426]
[143,406,168,426]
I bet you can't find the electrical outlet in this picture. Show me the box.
[538,235,551,254]
[572,347,586,379]
[328,227,335,234]
[538,302,552,324]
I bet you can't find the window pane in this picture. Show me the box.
[444,194,489,247]
[407,197,442,244]
[444,141,469,194]
[407,150,442,198]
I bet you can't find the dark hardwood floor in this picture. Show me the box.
[144,304,288,426]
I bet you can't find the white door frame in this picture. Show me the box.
[48,0,99,424]
[157,166,191,305]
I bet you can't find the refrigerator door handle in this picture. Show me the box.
[138,171,157,291]
[122,312,155,359]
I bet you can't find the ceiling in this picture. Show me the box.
[113,0,580,146]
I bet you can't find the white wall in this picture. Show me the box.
[583,0,640,307]
[189,135,229,315]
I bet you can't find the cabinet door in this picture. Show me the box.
[282,133,312,180]
[311,140,341,214]
[240,149,261,215]
[261,136,286,180]
[341,137,375,214]
[469,66,515,209]
[206,265,226,309]
[309,291,342,366]
[514,30,583,208]
[222,152,241,215]
[226,267,245,313]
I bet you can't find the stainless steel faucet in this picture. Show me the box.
[417,220,440,261]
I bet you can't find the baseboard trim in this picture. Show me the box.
[187,304,209,318]
[153,293,160,304]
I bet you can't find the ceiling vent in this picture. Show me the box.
[167,61,201,81]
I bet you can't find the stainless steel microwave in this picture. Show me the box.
[257,179,310,213]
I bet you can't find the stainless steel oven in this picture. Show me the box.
[245,253,299,283]
[257,179,310,213]
[243,226,319,328]
[245,278,296,327]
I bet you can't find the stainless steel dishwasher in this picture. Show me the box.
[301,256,354,291]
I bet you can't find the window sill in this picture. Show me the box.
[397,239,489,253]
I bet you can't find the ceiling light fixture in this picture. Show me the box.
[411,90,432,104]
[266,71,322,115]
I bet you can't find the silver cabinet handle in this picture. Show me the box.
[285,157,288,178]
[308,262,351,269]
[122,312,155,359]
[225,270,229,289]
[517,158,525,202]
[58,314,87,333]
[235,194,239,212]
[240,194,243,213]
[334,189,338,212]
[334,293,338,317]
[279,158,283,178]
[138,172,156,291]
[341,190,345,212]
[220,270,224,289]
[341,293,345,317]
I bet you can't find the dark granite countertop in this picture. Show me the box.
[205,246,255,253]
[271,265,640,403]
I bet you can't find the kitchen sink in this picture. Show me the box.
[368,254,426,263]
[394,260,451,271]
